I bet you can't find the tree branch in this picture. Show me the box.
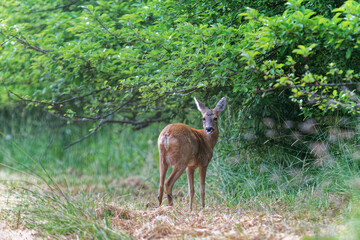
[30,0,81,13]
[0,36,13,47]
[63,116,169,150]
[84,8,120,40]
[255,81,360,93]
[9,88,107,106]
[64,119,106,150]
[12,36,51,54]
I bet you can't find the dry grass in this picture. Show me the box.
[0,171,348,240]
[0,172,38,240]
[0,222,37,240]
[100,204,295,239]
[93,193,344,240]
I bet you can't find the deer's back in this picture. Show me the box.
[158,123,207,167]
[158,123,199,166]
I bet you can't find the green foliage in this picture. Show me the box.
[1,0,357,132]
[240,0,360,117]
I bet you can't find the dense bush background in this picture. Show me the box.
[1,0,359,129]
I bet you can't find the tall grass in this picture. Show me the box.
[1,107,360,238]
[13,189,129,239]
[0,107,163,238]
[1,107,162,185]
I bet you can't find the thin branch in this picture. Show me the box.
[47,111,97,122]
[101,118,168,125]
[83,8,119,40]
[47,94,138,122]
[306,82,360,87]
[164,86,206,96]
[0,36,13,47]
[100,93,140,119]
[56,88,109,105]
[129,23,171,53]
[30,0,81,13]
[12,36,51,54]
[255,81,360,93]
[93,15,119,40]
[64,119,106,150]
[63,116,169,149]
[9,88,107,106]
[299,89,360,109]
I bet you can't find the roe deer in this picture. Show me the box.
[157,97,226,210]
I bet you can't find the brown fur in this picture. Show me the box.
[157,97,226,210]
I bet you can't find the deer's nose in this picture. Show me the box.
[205,127,214,134]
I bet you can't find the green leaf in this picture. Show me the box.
[346,48,352,59]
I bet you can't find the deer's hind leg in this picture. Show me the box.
[165,165,187,206]
[157,153,168,206]
[186,167,195,211]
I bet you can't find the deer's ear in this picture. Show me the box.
[194,97,207,113]
[215,97,226,112]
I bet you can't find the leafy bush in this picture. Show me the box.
[1,0,358,131]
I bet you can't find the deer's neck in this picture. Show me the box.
[202,129,219,149]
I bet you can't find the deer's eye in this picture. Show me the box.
[203,118,205,121]
[214,118,218,121]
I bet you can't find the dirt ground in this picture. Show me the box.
[0,180,37,239]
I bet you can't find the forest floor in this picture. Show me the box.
[0,171,349,240]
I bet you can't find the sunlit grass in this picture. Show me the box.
[0,111,359,239]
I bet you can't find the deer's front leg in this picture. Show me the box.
[199,165,208,208]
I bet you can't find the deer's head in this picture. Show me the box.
[194,97,226,135]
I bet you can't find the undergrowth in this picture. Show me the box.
[0,108,359,238]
